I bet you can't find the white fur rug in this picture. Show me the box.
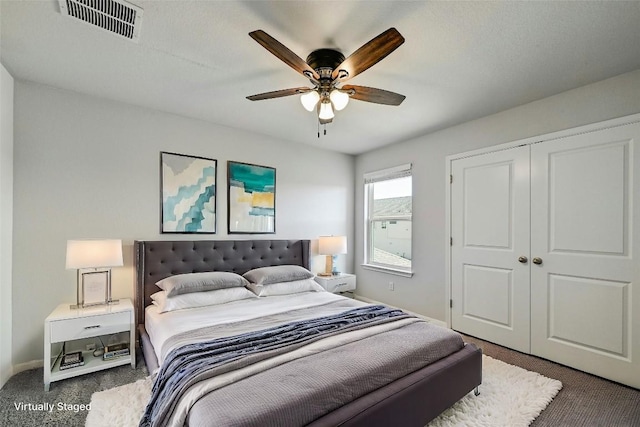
[85,355,562,427]
[86,375,153,427]
[427,356,562,427]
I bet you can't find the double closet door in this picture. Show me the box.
[450,120,640,389]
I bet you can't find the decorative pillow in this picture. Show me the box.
[155,272,249,297]
[246,278,326,297]
[242,265,314,286]
[150,287,257,313]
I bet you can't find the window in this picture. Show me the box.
[364,164,412,276]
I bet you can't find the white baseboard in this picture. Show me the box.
[354,295,448,328]
[13,359,43,375]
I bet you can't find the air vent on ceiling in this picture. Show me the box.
[58,0,143,42]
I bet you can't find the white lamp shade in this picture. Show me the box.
[66,239,123,269]
[318,101,335,120]
[300,90,320,111]
[318,236,347,255]
[329,89,350,111]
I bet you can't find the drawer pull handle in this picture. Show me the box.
[84,325,101,330]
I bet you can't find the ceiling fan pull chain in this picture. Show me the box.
[316,121,328,138]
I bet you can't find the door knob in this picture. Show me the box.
[518,256,528,264]
[532,257,543,265]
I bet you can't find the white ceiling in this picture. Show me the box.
[2,1,640,155]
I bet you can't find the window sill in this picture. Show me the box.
[361,264,414,278]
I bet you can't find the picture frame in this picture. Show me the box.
[160,151,217,234]
[79,270,109,307]
[227,161,276,234]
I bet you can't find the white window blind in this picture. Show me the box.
[363,163,412,184]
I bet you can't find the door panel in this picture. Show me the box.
[451,146,530,353]
[530,122,640,388]
[464,163,512,248]
[548,274,629,357]
[548,143,627,255]
[463,265,512,327]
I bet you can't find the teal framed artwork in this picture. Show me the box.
[227,161,276,234]
[160,151,217,233]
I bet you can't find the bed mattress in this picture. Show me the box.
[145,292,357,366]
[142,291,466,426]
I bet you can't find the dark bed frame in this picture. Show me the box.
[135,239,482,427]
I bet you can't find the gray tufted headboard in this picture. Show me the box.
[134,239,311,327]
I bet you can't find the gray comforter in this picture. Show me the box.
[142,301,464,427]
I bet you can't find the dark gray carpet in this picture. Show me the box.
[0,353,147,427]
[1,338,639,426]
[462,334,640,427]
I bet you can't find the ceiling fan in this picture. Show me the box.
[246,28,406,133]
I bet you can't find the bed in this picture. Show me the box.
[135,239,482,427]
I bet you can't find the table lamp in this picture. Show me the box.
[66,239,123,308]
[318,235,347,276]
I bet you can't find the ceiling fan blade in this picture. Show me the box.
[342,85,406,106]
[332,28,404,82]
[246,87,311,101]
[249,30,320,81]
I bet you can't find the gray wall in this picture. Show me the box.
[0,63,14,388]
[12,81,355,366]
[355,69,640,322]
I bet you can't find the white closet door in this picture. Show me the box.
[530,122,640,388]
[451,146,531,353]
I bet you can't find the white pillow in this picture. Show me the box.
[246,278,326,297]
[150,287,257,313]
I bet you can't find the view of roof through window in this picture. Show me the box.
[371,176,412,267]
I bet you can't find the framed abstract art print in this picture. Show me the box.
[227,161,276,234]
[160,151,217,233]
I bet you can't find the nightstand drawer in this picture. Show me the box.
[49,311,130,343]
[315,274,356,293]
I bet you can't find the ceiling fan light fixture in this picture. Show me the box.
[329,89,350,111]
[300,90,320,111]
[318,101,335,120]
[246,28,406,135]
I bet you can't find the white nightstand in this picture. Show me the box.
[43,298,135,391]
[314,273,356,295]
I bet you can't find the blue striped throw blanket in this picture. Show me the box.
[140,304,409,427]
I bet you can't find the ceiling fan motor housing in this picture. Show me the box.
[306,49,345,97]
[306,49,345,72]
